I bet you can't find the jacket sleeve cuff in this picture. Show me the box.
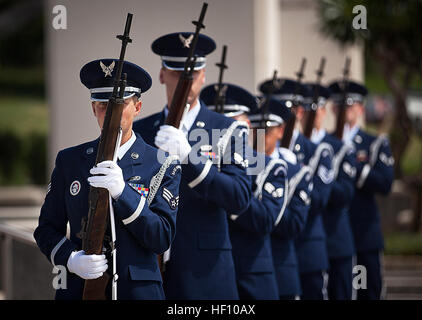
[51,237,78,268]
[183,157,215,189]
[113,183,148,225]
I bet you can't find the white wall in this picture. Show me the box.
[45,0,256,169]
[45,0,363,169]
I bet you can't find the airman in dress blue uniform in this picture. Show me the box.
[260,78,334,300]
[34,59,181,300]
[251,89,313,300]
[201,83,286,299]
[304,83,357,300]
[132,33,251,299]
[329,80,394,300]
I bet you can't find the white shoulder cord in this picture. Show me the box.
[369,134,387,167]
[108,127,122,300]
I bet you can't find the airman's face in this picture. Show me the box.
[159,67,205,108]
[296,105,306,129]
[91,97,141,135]
[264,125,284,156]
[344,102,364,126]
[313,106,326,130]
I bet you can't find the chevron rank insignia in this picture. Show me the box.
[162,187,179,210]
[129,183,149,198]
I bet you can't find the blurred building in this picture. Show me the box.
[45,0,363,169]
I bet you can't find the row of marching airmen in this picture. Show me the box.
[34,27,394,299]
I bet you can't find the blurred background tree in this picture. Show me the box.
[316,0,422,179]
[0,0,46,185]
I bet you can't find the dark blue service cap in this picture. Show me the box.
[151,32,216,71]
[80,59,152,102]
[328,80,368,106]
[249,97,293,129]
[200,83,258,117]
[258,78,305,104]
[303,83,331,110]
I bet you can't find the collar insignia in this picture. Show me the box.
[354,135,363,144]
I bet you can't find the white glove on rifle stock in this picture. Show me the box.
[155,125,192,162]
[88,160,125,200]
[67,250,108,280]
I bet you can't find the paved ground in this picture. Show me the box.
[384,255,422,300]
[0,205,421,300]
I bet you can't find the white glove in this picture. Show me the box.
[88,160,125,200]
[67,250,108,280]
[155,125,192,161]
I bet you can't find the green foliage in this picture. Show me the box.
[401,135,422,175]
[0,95,47,135]
[0,130,47,186]
[317,0,422,47]
[317,0,422,84]
[0,0,44,68]
[385,232,422,255]
[0,67,44,97]
[24,132,47,185]
[0,95,47,185]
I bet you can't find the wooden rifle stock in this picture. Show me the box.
[304,57,326,138]
[79,13,133,300]
[159,2,208,274]
[334,57,351,139]
[165,3,208,128]
[280,115,296,148]
[165,73,194,128]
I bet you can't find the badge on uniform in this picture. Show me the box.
[129,183,149,197]
[162,187,179,210]
[46,181,52,195]
[264,182,284,198]
[299,190,311,206]
[171,165,182,176]
[380,152,394,166]
[70,180,81,196]
[200,145,218,160]
[356,150,368,163]
[354,135,363,144]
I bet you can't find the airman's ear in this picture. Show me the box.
[276,125,284,140]
[134,99,142,116]
[91,102,97,116]
[159,67,165,84]
[200,69,206,85]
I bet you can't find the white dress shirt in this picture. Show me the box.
[311,128,326,144]
[343,123,360,144]
[116,130,136,160]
